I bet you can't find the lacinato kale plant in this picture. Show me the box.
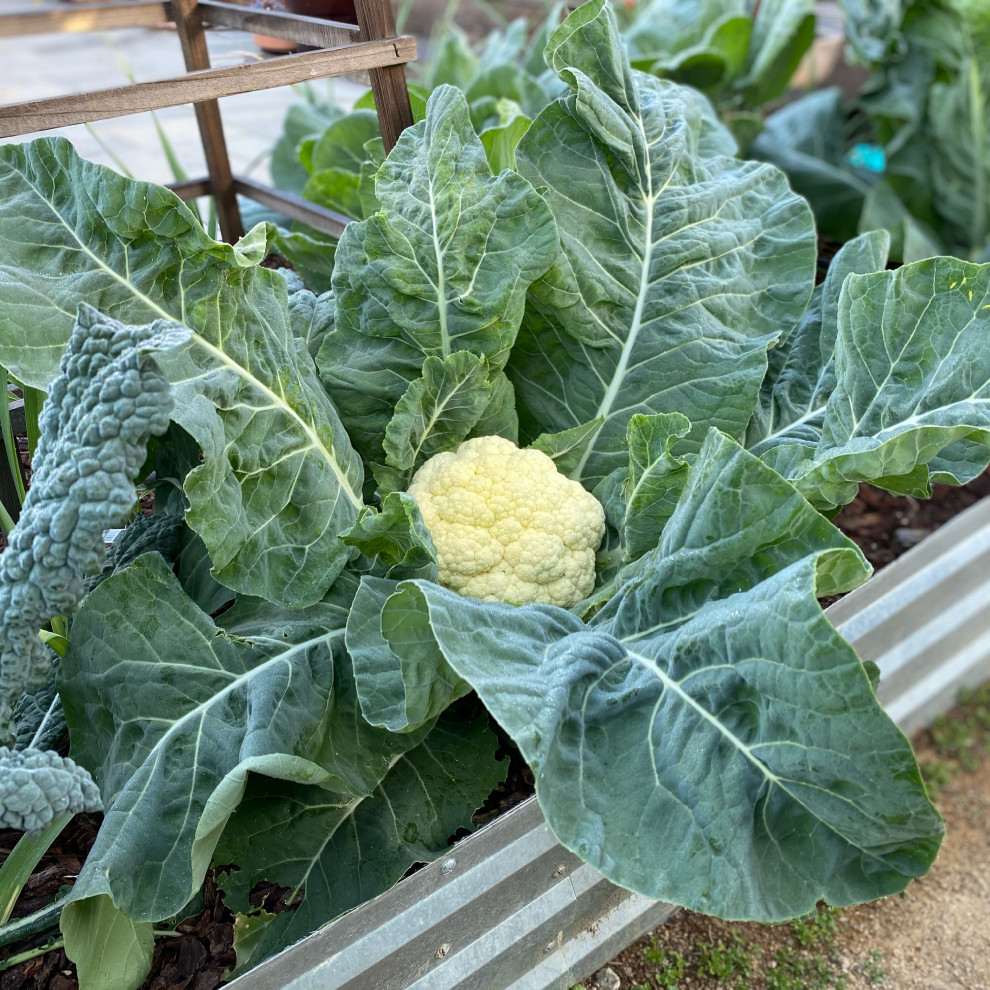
[1,2,986,986]
[0,307,188,832]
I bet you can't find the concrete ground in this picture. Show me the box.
[1,2,369,189]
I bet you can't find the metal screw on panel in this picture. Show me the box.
[440,858,456,875]
[435,943,451,959]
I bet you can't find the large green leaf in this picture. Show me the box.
[342,492,438,582]
[383,352,498,474]
[756,257,990,509]
[0,139,364,607]
[348,576,470,732]
[59,553,428,928]
[740,0,816,105]
[363,432,941,921]
[310,110,380,175]
[746,231,890,456]
[270,101,344,196]
[215,702,504,970]
[645,15,752,94]
[479,110,532,174]
[509,0,816,487]
[617,412,692,559]
[320,85,557,465]
[624,0,739,60]
[61,893,153,990]
[858,182,944,263]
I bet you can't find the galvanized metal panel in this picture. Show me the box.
[227,496,990,990]
[827,496,990,734]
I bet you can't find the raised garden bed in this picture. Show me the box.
[220,493,990,990]
[4,1,990,989]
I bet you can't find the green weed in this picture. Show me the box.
[695,933,754,980]
[863,949,886,984]
[791,905,840,947]
[642,941,687,987]
[765,946,845,990]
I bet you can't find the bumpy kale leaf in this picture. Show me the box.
[0,303,189,830]
[0,747,101,833]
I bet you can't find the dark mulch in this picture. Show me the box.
[832,472,990,571]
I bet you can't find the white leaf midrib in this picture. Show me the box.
[12,163,364,510]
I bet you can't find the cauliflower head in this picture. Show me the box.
[406,436,606,608]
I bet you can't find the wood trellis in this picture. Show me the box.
[0,0,417,522]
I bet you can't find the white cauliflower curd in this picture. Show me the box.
[406,436,606,608]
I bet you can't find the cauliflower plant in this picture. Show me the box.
[406,436,606,608]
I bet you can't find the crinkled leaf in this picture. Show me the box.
[0,747,101,833]
[377,432,940,921]
[59,554,426,923]
[320,85,557,463]
[96,511,186,587]
[215,702,504,970]
[342,492,437,581]
[761,258,990,509]
[0,305,186,738]
[509,0,816,487]
[13,664,65,753]
[384,352,499,474]
[0,139,365,608]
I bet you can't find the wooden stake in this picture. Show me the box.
[171,0,244,242]
[354,0,414,153]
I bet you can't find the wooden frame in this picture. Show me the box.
[0,0,416,241]
[0,0,415,521]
